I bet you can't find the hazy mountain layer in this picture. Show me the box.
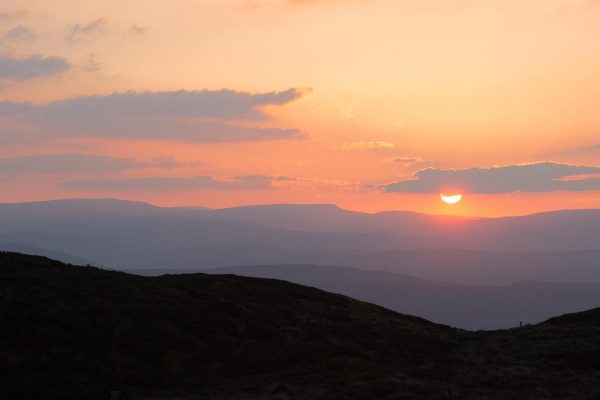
[1,200,600,282]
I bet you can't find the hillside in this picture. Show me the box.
[206,264,600,330]
[1,252,600,399]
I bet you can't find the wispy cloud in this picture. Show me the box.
[61,174,291,191]
[342,141,395,150]
[0,8,29,22]
[380,156,422,166]
[67,18,108,42]
[3,25,36,42]
[82,53,102,72]
[130,24,148,34]
[384,162,600,194]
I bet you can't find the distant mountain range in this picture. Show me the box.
[0,199,600,267]
[0,198,599,277]
[2,252,600,399]
[1,198,599,330]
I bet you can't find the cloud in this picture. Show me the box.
[0,153,189,175]
[67,18,108,42]
[380,156,422,166]
[130,24,148,34]
[7,88,304,119]
[0,54,70,82]
[342,141,395,150]
[3,25,36,42]
[82,53,102,72]
[60,175,290,191]
[0,88,307,142]
[0,9,28,22]
[384,162,600,194]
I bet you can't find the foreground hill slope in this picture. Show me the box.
[207,264,600,330]
[0,252,454,399]
[1,252,600,399]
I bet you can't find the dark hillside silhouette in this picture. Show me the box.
[2,252,600,399]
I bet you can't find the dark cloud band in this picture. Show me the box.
[0,55,69,81]
[0,153,188,175]
[384,162,600,194]
[0,88,308,143]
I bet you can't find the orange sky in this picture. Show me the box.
[1,0,600,216]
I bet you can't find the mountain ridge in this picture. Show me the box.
[1,198,600,279]
[4,197,600,219]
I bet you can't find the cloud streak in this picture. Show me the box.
[0,88,307,142]
[342,141,395,150]
[380,156,423,166]
[61,175,291,191]
[384,162,600,194]
[0,9,28,22]
[0,153,189,175]
[3,25,36,42]
[67,18,108,42]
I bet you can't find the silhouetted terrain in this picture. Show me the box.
[204,265,600,330]
[2,252,600,399]
[0,242,95,266]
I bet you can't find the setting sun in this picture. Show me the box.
[440,194,462,204]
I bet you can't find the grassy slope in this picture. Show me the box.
[1,251,599,399]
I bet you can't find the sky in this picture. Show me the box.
[1,0,600,216]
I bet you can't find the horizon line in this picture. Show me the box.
[1,196,600,219]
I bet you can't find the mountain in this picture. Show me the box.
[204,264,600,330]
[0,199,404,267]
[2,252,600,399]
[195,204,600,252]
[1,199,600,283]
[430,209,600,252]
[199,203,442,233]
[127,244,600,285]
[248,248,600,285]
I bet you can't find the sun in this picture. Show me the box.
[440,193,462,204]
